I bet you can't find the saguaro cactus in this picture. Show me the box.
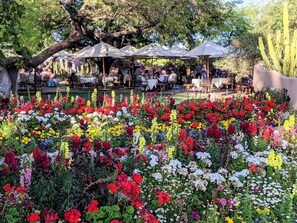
[258,2,297,77]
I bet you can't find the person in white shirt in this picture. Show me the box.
[168,70,177,83]
[158,69,169,83]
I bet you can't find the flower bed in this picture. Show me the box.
[0,88,296,223]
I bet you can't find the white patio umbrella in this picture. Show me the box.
[121,45,138,57]
[75,42,126,77]
[75,42,126,89]
[73,46,92,57]
[168,45,188,58]
[132,43,174,59]
[184,41,228,77]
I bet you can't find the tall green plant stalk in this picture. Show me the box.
[258,2,297,77]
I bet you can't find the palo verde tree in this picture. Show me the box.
[1,0,242,94]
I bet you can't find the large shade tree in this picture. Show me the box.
[0,0,242,95]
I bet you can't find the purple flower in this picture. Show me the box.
[191,210,201,220]
[253,186,259,193]
[217,185,224,191]
[219,198,227,206]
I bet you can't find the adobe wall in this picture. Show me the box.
[253,64,297,109]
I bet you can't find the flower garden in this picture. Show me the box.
[0,88,296,223]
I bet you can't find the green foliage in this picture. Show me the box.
[258,2,297,77]
[86,205,135,223]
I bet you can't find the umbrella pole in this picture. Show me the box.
[103,57,106,90]
[206,56,210,79]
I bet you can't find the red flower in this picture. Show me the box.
[28,213,40,223]
[64,208,81,223]
[248,163,257,173]
[116,163,122,173]
[227,124,235,135]
[110,220,122,223]
[132,173,143,184]
[3,183,14,192]
[85,200,99,213]
[83,140,92,152]
[108,183,118,193]
[103,141,111,151]
[16,186,27,194]
[4,151,18,171]
[157,191,171,205]
[72,135,81,149]
[44,210,59,223]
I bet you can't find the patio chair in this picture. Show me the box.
[157,75,169,91]
[135,76,147,91]
[200,78,212,93]
[224,77,234,93]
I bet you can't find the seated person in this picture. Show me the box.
[168,70,177,83]
[210,67,217,78]
[69,72,79,87]
[136,73,147,91]
[217,68,222,78]
[158,69,169,83]
[241,75,252,86]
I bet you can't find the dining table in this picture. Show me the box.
[191,79,202,90]
[211,78,228,88]
[80,77,98,84]
[146,79,158,91]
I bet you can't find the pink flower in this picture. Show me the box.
[219,198,227,207]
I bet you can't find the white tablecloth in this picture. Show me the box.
[191,79,202,90]
[102,76,114,85]
[80,77,98,84]
[211,78,228,88]
[146,79,158,90]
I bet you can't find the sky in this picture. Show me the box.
[240,0,270,7]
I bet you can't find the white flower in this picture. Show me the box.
[195,152,211,160]
[149,154,158,167]
[192,169,204,176]
[204,173,225,184]
[153,173,163,181]
[116,111,122,117]
[192,179,208,191]
[229,176,244,187]
[230,151,239,159]
[179,168,188,176]
[169,159,182,169]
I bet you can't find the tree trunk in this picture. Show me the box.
[0,67,13,97]
[7,66,19,94]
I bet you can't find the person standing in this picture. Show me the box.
[195,64,202,79]
[201,65,207,79]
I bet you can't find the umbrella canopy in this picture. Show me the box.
[132,43,174,58]
[185,41,228,58]
[73,46,92,57]
[53,50,73,57]
[76,42,126,58]
[185,41,228,78]
[168,45,188,58]
[121,45,138,57]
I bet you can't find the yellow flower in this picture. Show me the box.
[284,115,295,131]
[237,216,243,220]
[66,86,70,94]
[225,216,234,223]
[267,150,283,170]
[166,146,175,160]
[60,141,69,159]
[256,208,262,215]
[111,90,115,98]
[138,135,146,154]
[264,207,270,215]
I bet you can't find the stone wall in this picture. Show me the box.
[253,64,297,109]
